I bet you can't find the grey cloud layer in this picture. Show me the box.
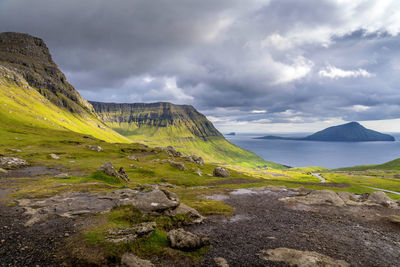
[1,0,400,125]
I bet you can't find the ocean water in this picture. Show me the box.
[225,133,400,169]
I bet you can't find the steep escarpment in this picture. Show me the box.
[91,101,284,169]
[90,101,222,139]
[0,32,129,143]
[0,32,92,113]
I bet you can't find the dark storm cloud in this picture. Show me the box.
[1,0,400,130]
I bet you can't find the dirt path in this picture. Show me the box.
[311,172,326,183]
[190,189,400,266]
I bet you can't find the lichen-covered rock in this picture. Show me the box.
[168,160,187,171]
[167,228,209,250]
[164,146,182,157]
[213,167,230,178]
[0,157,29,169]
[280,190,346,207]
[106,222,156,243]
[165,203,204,224]
[98,162,129,182]
[121,253,155,267]
[260,248,350,267]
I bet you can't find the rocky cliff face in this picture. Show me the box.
[90,101,223,139]
[0,32,93,113]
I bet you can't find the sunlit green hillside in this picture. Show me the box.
[91,101,284,169]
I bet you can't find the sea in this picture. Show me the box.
[225,133,400,169]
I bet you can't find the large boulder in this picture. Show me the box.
[164,203,204,224]
[260,248,350,267]
[121,253,154,267]
[164,146,182,157]
[367,191,395,207]
[213,167,230,178]
[110,187,180,215]
[98,162,130,182]
[0,157,29,169]
[280,190,346,207]
[167,228,209,250]
[106,222,156,243]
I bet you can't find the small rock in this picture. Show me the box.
[130,164,138,169]
[213,167,230,178]
[98,162,129,182]
[0,157,29,169]
[260,247,350,267]
[165,203,204,224]
[0,168,8,174]
[164,146,182,157]
[64,233,70,237]
[121,253,155,267]
[167,228,209,250]
[49,153,60,160]
[214,257,229,267]
[55,173,70,179]
[87,145,103,152]
[127,155,138,161]
[118,167,130,182]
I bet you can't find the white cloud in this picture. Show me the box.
[344,104,371,112]
[251,109,267,114]
[318,65,374,79]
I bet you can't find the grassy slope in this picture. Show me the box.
[336,158,400,171]
[0,75,129,143]
[111,122,283,169]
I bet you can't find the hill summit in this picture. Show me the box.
[256,122,395,142]
[0,32,93,113]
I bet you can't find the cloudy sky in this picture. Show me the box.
[1,0,400,133]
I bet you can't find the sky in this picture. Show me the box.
[1,0,400,133]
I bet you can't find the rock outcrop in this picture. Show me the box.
[0,157,29,169]
[213,167,230,178]
[260,248,350,267]
[98,162,130,182]
[167,228,209,250]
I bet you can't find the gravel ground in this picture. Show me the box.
[189,189,400,267]
[0,203,76,267]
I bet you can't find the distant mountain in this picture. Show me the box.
[226,132,236,136]
[255,122,395,142]
[90,101,285,168]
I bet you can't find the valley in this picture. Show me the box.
[0,32,399,267]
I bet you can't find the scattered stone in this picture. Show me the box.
[127,155,138,161]
[106,222,156,243]
[184,155,204,166]
[260,247,350,267]
[367,191,395,207]
[9,148,22,152]
[87,145,103,152]
[167,228,209,250]
[130,164,138,169]
[150,159,160,162]
[121,253,155,267]
[193,168,202,176]
[214,257,229,267]
[54,173,69,179]
[280,190,346,207]
[213,167,230,178]
[64,233,70,237]
[168,160,187,171]
[0,157,29,169]
[98,162,129,182]
[165,203,204,224]
[49,153,60,160]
